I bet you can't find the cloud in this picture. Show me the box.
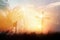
[0,0,8,9]
[43,2,60,32]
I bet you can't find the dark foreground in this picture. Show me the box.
[0,32,60,40]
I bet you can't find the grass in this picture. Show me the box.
[0,31,60,40]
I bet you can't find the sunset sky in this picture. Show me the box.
[8,0,60,32]
[0,0,60,9]
[0,0,60,34]
[8,0,60,8]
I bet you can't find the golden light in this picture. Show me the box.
[16,6,44,34]
[0,5,50,34]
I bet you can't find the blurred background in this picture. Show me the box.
[0,0,60,40]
